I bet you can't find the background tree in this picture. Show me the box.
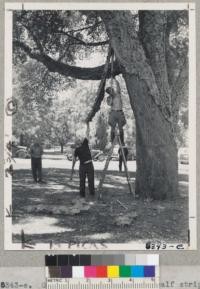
[13,10,188,200]
[13,56,74,146]
[43,104,72,153]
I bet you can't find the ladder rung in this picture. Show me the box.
[97,141,116,198]
[117,136,135,197]
[98,135,135,199]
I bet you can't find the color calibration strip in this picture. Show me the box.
[45,254,159,279]
[47,265,156,278]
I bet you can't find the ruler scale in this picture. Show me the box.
[47,279,159,289]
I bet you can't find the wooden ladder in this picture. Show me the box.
[98,134,135,199]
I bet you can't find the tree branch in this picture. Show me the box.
[14,40,121,80]
[54,30,109,47]
[21,23,44,53]
[65,21,103,34]
[71,39,109,47]
[86,45,112,123]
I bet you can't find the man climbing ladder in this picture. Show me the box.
[106,78,126,145]
[85,45,134,199]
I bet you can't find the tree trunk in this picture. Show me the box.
[100,11,178,199]
[124,73,178,199]
[138,11,173,122]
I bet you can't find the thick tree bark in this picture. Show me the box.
[100,11,178,199]
[125,74,178,199]
[139,11,172,122]
[139,11,188,134]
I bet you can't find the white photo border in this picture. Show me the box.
[4,2,197,250]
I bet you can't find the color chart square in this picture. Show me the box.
[72,266,84,278]
[125,254,136,265]
[80,255,91,266]
[60,266,72,278]
[48,266,60,278]
[91,255,103,265]
[69,255,79,266]
[131,266,144,277]
[119,266,131,277]
[144,266,155,277]
[136,255,147,265]
[58,255,69,266]
[147,255,159,266]
[84,266,96,278]
[107,266,119,278]
[45,255,57,266]
[96,266,107,278]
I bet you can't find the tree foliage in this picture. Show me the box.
[12,58,74,146]
[13,9,188,148]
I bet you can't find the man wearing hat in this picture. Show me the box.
[106,78,126,144]
[70,137,95,198]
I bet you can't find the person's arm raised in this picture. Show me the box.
[113,78,121,95]
[70,154,77,180]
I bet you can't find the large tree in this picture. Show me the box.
[13,10,188,199]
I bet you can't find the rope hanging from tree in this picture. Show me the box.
[85,45,114,124]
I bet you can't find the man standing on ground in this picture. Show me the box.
[118,145,128,172]
[30,141,43,183]
[70,138,95,198]
[106,78,126,144]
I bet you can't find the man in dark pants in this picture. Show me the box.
[70,138,95,198]
[118,145,128,172]
[106,78,126,144]
[30,142,43,183]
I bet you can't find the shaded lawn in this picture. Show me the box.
[12,167,189,244]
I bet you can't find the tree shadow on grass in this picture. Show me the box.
[12,167,189,245]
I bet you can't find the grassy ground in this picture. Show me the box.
[12,163,189,245]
